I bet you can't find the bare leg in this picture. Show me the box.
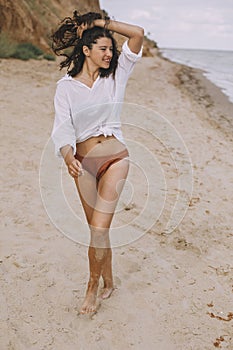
[93,158,129,301]
[76,157,129,313]
[74,172,99,314]
[100,248,114,299]
[80,226,110,313]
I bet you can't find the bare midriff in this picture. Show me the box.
[76,135,126,158]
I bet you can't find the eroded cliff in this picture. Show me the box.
[0,0,100,50]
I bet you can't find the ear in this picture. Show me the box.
[83,45,90,57]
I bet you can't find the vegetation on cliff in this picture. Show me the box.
[0,32,55,60]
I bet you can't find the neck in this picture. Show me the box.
[82,61,99,81]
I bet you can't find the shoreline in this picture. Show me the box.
[158,49,233,140]
[159,47,233,103]
[176,64,233,140]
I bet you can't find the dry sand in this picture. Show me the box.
[0,51,233,349]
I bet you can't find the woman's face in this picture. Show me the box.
[84,37,113,69]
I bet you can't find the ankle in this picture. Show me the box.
[103,277,113,289]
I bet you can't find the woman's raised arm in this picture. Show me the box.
[94,19,144,54]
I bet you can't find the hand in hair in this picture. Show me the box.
[75,11,111,38]
[74,11,102,37]
[76,22,92,38]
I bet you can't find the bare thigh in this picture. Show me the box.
[74,170,98,225]
[90,158,130,229]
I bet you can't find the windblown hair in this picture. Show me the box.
[51,11,119,78]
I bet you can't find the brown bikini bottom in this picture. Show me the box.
[74,148,129,181]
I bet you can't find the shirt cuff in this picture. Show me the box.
[122,40,143,62]
[55,142,76,158]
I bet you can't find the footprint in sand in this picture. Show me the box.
[172,237,201,255]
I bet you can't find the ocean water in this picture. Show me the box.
[160,48,233,104]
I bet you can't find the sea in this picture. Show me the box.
[160,48,233,104]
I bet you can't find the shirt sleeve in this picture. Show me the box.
[115,40,143,84]
[51,83,76,157]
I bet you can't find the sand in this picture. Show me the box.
[0,51,233,350]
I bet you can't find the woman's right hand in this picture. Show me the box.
[60,145,84,178]
[67,159,84,178]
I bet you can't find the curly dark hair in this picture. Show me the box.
[51,11,119,78]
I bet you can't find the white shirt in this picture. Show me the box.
[52,40,142,157]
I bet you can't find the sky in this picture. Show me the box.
[99,0,233,50]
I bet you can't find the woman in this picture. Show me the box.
[51,11,144,314]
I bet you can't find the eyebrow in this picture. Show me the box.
[98,45,113,48]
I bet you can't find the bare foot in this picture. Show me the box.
[80,286,98,314]
[100,286,114,299]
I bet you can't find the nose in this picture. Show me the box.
[106,49,112,58]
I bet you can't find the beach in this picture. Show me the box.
[0,51,233,349]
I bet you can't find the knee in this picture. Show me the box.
[89,221,110,234]
[89,224,110,248]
